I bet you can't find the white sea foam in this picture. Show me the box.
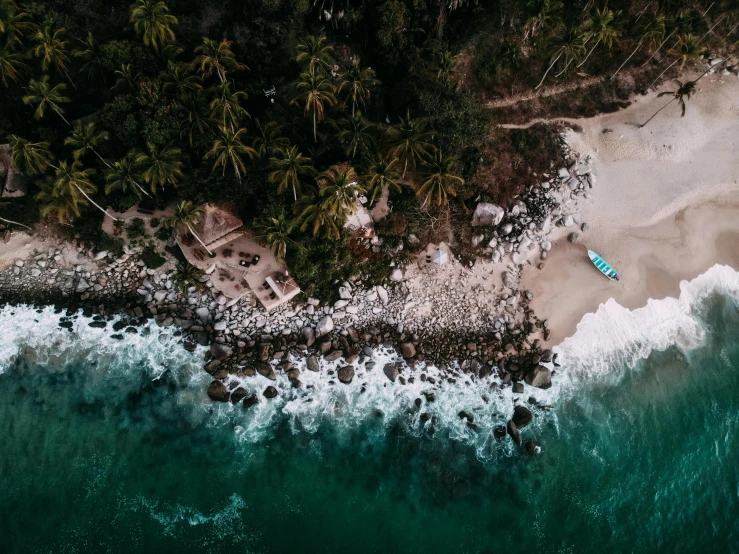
[1,263,736,456]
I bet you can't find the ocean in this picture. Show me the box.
[1,264,738,553]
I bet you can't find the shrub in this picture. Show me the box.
[140,246,166,269]
[127,218,147,239]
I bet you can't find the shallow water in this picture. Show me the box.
[1,265,738,553]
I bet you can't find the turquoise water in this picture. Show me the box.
[1,266,739,553]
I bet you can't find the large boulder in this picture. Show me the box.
[256,362,276,381]
[306,355,319,372]
[324,350,343,362]
[471,203,505,227]
[316,315,333,337]
[524,440,541,455]
[230,387,248,403]
[337,365,355,384]
[506,420,521,445]
[512,405,533,428]
[243,393,259,409]
[263,386,278,399]
[302,326,316,347]
[207,380,230,402]
[210,343,233,361]
[525,365,552,389]
[400,342,416,359]
[383,363,399,382]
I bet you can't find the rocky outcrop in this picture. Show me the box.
[512,405,533,428]
[337,365,355,384]
[207,381,230,402]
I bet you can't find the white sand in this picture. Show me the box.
[521,71,739,344]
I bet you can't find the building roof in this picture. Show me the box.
[191,204,243,247]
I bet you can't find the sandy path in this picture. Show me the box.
[521,71,739,344]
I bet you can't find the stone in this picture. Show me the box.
[471,203,506,227]
[383,363,399,382]
[377,286,388,304]
[525,365,552,389]
[400,342,416,359]
[562,215,574,227]
[210,343,233,360]
[390,268,403,281]
[493,425,507,440]
[195,307,211,322]
[302,326,316,347]
[337,365,355,384]
[207,381,230,402]
[263,386,278,399]
[214,320,228,331]
[512,405,533,428]
[316,315,333,337]
[512,382,524,393]
[524,440,541,455]
[507,420,521,445]
[230,387,248,403]
[243,393,259,409]
[256,362,276,381]
[324,350,342,362]
[567,232,580,244]
[306,355,319,372]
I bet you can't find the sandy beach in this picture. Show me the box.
[521,70,739,345]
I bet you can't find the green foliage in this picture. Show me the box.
[140,245,166,268]
[126,217,147,238]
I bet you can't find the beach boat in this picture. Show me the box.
[588,250,620,281]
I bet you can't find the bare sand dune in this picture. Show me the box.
[522,71,739,345]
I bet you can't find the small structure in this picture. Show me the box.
[177,204,301,310]
[431,249,449,265]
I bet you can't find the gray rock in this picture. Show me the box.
[400,342,416,359]
[507,420,521,445]
[302,326,316,347]
[306,355,319,372]
[337,365,355,384]
[316,315,333,337]
[263,386,278,399]
[525,365,552,389]
[512,405,533,428]
[324,350,343,362]
[383,363,399,382]
[210,343,233,360]
[207,381,230,402]
[567,232,580,244]
[390,268,403,281]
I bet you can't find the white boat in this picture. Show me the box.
[588,250,619,281]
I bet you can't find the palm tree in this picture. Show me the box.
[209,81,249,133]
[337,114,375,159]
[647,33,702,90]
[205,126,255,180]
[0,201,31,230]
[172,261,205,295]
[0,3,32,43]
[577,7,622,68]
[611,13,666,79]
[161,61,201,98]
[641,80,696,127]
[7,134,52,175]
[74,32,106,83]
[523,0,564,42]
[35,178,80,223]
[135,142,184,192]
[252,119,289,159]
[436,50,455,86]
[180,94,212,147]
[291,70,337,142]
[164,200,213,256]
[268,145,315,201]
[31,26,75,88]
[0,39,27,86]
[22,76,71,125]
[255,210,298,261]
[386,111,435,178]
[296,35,334,75]
[294,190,341,240]
[416,152,463,207]
[363,154,404,204]
[64,123,110,168]
[104,153,150,198]
[319,164,364,220]
[193,37,244,83]
[129,0,178,51]
[111,63,141,94]
[338,57,379,116]
[535,27,586,89]
[51,160,119,221]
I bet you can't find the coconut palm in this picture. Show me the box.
[0,3,31,43]
[7,134,52,175]
[647,33,703,90]
[74,32,106,83]
[161,61,201,98]
[338,57,379,116]
[205,126,255,180]
[535,27,586,89]
[641,79,696,127]
[337,114,375,159]
[578,6,623,68]
[22,76,71,125]
[35,178,80,223]
[319,165,364,220]
[64,122,110,168]
[135,141,184,192]
[159,41,183,62]
[523,0,564,42]
[111,63,141,94]
[172,261,205,295]
[193,37,243,83]
[386,111,435,178]
[291,70,337,143]
[0,201,31,230]
[209,81,249,133]
[255,210,298,261]
[294,190,341,240]
[31,26,75,88]
[0,39,27,86]
[296,35,334,75]
[436,50,455,86]
[164,200,213,256]
[611,13,666,79]
[129,0,178,51]
[104,153,150,198]
[50,160,118,221]
[252,119,289,159]
[416,151,463,207]
[363,154,404,205]
[268,145,315,201]
[180,94,213,147]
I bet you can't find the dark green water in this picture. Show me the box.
[1,268,739,553]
